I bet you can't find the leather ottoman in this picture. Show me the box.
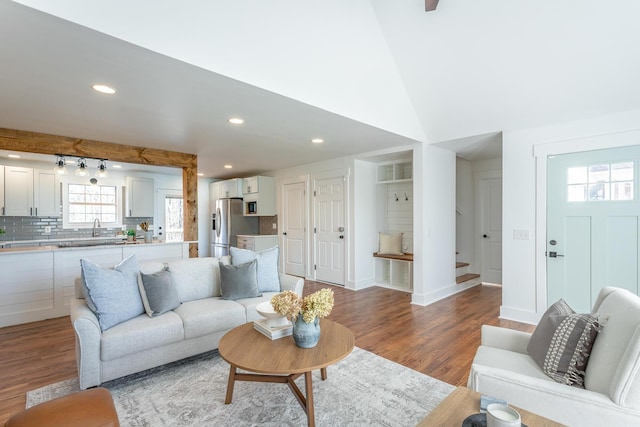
[5,387,119,427]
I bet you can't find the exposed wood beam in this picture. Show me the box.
[0,127,200,257]
[425,0,439,12]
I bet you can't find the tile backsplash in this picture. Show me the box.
[259,215,278,235]
[0,216,153,241]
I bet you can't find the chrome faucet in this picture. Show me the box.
[92,218,101,237]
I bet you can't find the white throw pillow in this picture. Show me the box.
[379,232,404,255]
[230,246,280,292]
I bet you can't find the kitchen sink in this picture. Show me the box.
[57,240,127,248]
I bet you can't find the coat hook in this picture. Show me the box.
[404,193,409,201]
[394,193,399,201]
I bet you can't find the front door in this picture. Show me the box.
[282,180,306,277]
[547,146,639,312]
[314,176,346,286]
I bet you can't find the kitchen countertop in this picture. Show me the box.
[0,240,197,254]
[236,234,278,238]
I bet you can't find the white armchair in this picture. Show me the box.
[467,287,640,426]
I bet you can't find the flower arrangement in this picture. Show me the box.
[271,288,334,324]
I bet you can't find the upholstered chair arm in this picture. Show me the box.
[481,325,532,354]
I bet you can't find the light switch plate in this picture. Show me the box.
[272,223,277,229]
[513,229,530,240]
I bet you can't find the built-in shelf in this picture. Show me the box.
[377,160,412,183]
[373,252,413,292]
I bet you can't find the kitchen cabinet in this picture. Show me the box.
[236,235,278,252]
[215,178,243,199]
[4,166,60,216]
[125,177,154,217]
[242,176,276,216]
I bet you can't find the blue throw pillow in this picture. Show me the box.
[230,246,280,292]
[80,253,144,331]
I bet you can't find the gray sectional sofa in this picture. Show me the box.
[70,256,304,389]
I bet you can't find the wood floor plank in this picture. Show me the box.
[0,283,533,424]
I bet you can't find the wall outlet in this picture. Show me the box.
[272,223,277,229]
[44,226,51,233]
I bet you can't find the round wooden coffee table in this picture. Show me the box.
[218,319,355,427]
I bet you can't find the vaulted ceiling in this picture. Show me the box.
[2,0,639,177]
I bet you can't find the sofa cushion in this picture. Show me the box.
[100,311,184,361]
[220,260,262,300]
[138,270,181,317]
[473,345,554,383]
[230,246,280,292]
[80,254,144,331]
[173,298,246,340]
[527,299,601,386]
[166,257,221,301]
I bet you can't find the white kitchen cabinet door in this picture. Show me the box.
[126,177,154,217]
[4,166,34,216]
[243,176,259,194]
[34,169,60,217]
[219,178,243,198]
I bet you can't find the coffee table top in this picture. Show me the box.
[219,319,355,374]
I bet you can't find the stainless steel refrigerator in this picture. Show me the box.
[211,198,259,258]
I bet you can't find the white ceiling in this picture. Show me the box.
[3,1,640,177]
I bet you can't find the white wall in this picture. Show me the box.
[352,159,378,290]
[412,144,457,305]
[502,108,640,324]
[456,158,473,266]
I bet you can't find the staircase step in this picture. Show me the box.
[456,273,480,284]
[456,262,469,269]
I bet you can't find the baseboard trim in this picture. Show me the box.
[411,280,481,306]
[499,305,539,325]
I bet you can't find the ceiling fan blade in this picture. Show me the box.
[425,0,439,11]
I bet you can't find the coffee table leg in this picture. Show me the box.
[224,365,237,404]
[305,371,315,427]
[320,367,327,381]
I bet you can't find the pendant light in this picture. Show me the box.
[53,155,66,175]
[75,158,88,176]
[96,159,108,178]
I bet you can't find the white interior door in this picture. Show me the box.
[547,146,639,313]
[282,181,306,277]
[479,177,502,284]
[314,176,345,286]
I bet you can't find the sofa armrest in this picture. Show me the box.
[279,273,304,296]
[70,298,102,390]
[481,325,532,354]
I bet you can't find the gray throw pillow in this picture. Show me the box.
[230,246,280,292]
[80,253,144,331]
[527,299,601,386]
[139,269,181,317]
[219,260,262,300]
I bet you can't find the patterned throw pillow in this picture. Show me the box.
[527,299,602,386]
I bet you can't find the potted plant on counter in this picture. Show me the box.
[126,229,136,242]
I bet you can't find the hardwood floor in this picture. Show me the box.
[0,283,533,424]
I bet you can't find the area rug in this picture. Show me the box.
[27,347,454,426]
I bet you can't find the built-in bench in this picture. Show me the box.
[373,252,413,292]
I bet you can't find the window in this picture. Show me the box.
[68,183,118,224]
[567,162,634,202]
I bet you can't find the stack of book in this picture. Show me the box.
[253,319,293,340]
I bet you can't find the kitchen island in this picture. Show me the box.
[0,240,195,328]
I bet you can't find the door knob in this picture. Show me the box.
[339,235,344,239]
[283,232,287,235]
[548,251,565,258]
[483,234,489,238]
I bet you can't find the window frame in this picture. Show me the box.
[62,176,123,229]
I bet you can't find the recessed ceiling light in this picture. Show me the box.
[8,154,20,158]
[224,164,233,169]
[112,164,122,169]
[92,84,116,94]
[228,118,244,125]
[312,138,324,144]
[197,173,204,177]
